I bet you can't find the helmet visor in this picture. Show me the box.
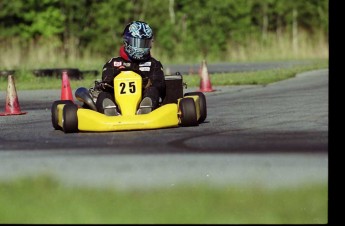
[124,36,152,48]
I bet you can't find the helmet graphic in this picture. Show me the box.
[123,21,153,61]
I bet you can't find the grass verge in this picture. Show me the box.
[0,59,328,91]
[0,175,327,224]
[183,59,328,87]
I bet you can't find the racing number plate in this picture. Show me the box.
[114,71,143,116]
[118,81,137,95]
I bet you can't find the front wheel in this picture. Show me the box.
[179,98,198,127]
[51,100,74,130]
[62,103,79,133]
[184,92,207,123]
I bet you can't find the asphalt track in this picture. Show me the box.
[0,67,328,190]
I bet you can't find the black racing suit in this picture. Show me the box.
[101,48,166,109]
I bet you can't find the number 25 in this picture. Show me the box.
[120,82,136,94]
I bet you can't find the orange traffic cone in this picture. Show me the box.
[0,75,27,116]
[61,71,74,101]
[199,59,214,92]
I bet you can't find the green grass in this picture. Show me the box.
[0,59,328,91]
[0,175,327,224]
[183,59,328,87]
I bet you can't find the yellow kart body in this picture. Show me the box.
[56,102,179,132]
[51,71,206,133]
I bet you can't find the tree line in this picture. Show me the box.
[0,0,328,62]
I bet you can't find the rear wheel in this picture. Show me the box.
[51,100,74,130]
[179,98,198,127]
[62,104,78,133]
[184,92,207,123]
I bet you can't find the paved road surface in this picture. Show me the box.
[0,69,328,190]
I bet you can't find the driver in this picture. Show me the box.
[99,20,166,115]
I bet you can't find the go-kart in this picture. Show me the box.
[51,70,207,133]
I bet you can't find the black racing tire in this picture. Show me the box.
[79,70,99,77]
[62,103,79,133]
[55,68,83,80]
[179,98,198,127]
[0,70,15,77]
[32,68,83,80]
[96,92,116,114]
[184,92,207,123]
[33,69,54,77]
[51,100,74,130]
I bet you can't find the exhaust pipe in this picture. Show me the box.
[75,87,97,111]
